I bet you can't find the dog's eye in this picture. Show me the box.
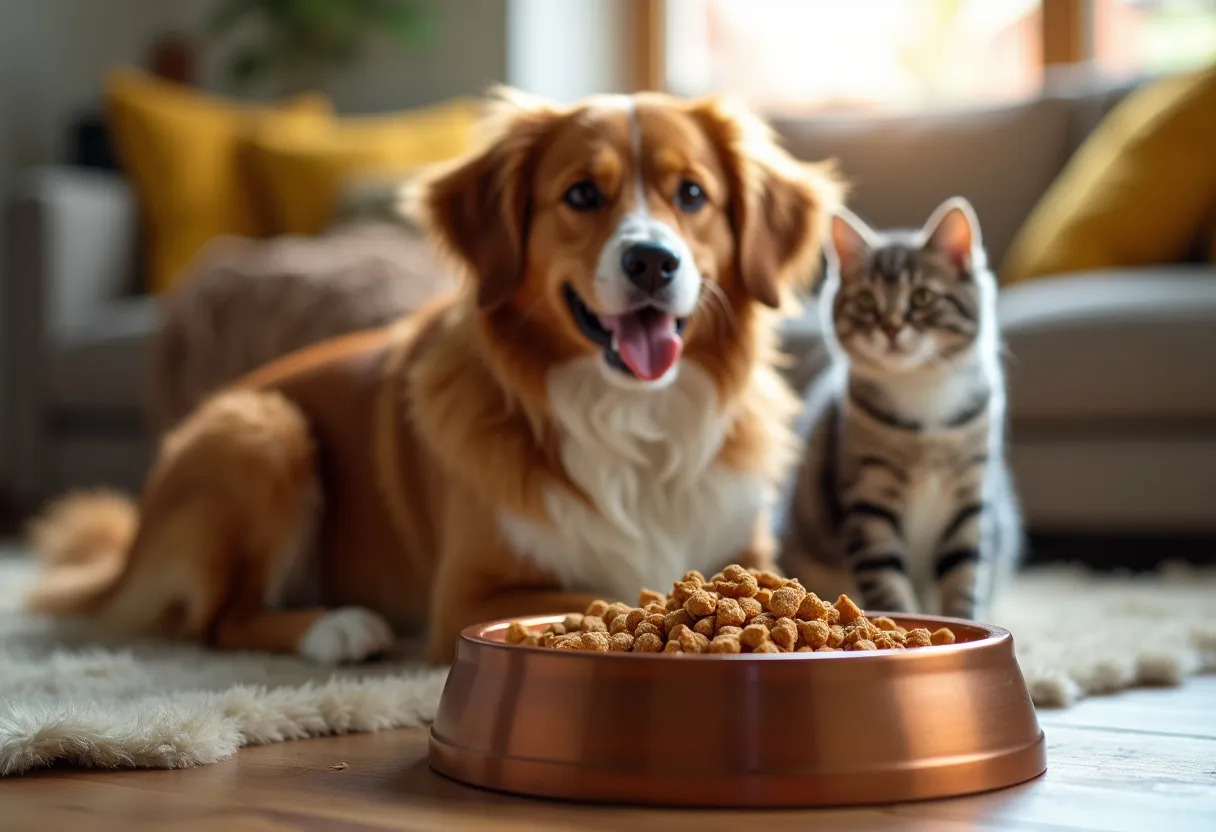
[675,179,707,213]
[911,287,936,308]
[563,180,604,212]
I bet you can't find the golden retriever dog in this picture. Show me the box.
[26,88,839,664]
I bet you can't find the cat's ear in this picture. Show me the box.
[922,196,981,273]
[827,207,875,279]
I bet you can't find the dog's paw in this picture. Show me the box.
[298,607,395,664]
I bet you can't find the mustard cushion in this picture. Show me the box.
[105,69,332,292]
[244,97,481,236]
[1001,64,1216,284]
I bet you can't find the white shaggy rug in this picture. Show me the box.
[2,553,1214,776]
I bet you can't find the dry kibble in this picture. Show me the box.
[738,596,763,621]
[827,625,846,648]
[634,632,663,652]
[506,622,530,645]
[834,594,864,624]
[715,597,747,630]
[931,627,957,646]
[680,629,711,654]
[710,634,742,654]
[519,565,959,654]
[639,589,665,607]
[740,623,771,649]
[772,618,798,650]
[684,590,718,618]
[585,599,610,618]
[610,632,635,652]
[769,585,807,618]
[581,615,607,633]
[797,618,830,649]
[664,609,693,634]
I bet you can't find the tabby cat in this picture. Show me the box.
[778,197,1021,621]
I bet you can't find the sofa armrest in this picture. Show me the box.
[1,166,138,503]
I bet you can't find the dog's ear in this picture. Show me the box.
[410,86,561,310]
[689,99,844,308]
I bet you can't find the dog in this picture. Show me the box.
[25,88,840,664]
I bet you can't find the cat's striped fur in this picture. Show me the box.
[778,197,1022,621]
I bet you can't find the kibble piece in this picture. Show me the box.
[751,612,778,630]
[710,634,742,654]
[663,640,683,653]
[717,625,743,637]
[609,632,635,652]
[873,633,899,650]
[872,616,899,632]
[634,621,661,638]
[671,579,701,604]
[680,629,711,654]
[639,588,665,607]
[906,628,933,648]
[796,593,840,625]
[797,618,830,649]
[683,570,707,586]
[625,609,646,632]
[769,585,807,618]
[645,602,667,616]
[817,645,839,653]
[605,602,631,624]
[581,632,611,651]
[772,618,798,650]
[562,613,584,632]
[684,590,718,618]
[665,596,683,612]
[796,645,814,652]
[753,641,781,654]
[931,627,956,646]
[547,622,567,636]
[754,587,774,610]
[756,570,786,589]
[581,615,608,633]
[645,612,666,628]
[709,571,726,585]
[668,623,692,643]
[738,596,763,621]
[853,639,878,651]
[585,599,610,618]
[664,609,693,634]
[834,594,864,624]
[610,614,631,635]
[888,629,907,646]
[827,624,846,648]
[506,622,530,645]
[693,616,717,638]
[715,597,747,630]
[714,565,759,598]
[740,623,771,649]
[634,632,663,652]
[555,635,583,650]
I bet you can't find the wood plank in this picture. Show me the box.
[1036,676,1216,739]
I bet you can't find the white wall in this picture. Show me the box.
[506,0,631,103]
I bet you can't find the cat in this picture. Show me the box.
[777,196,1022,621]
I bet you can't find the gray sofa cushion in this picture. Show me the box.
[47,297,156,414]
[1001,269,1216,426]
[770,98,1073,269]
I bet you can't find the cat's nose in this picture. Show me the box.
[881,322,902,340]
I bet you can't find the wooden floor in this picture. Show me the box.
[5,676,1215,832]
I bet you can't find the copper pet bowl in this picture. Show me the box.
[429,613,1045,808]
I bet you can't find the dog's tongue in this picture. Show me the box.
[601,310,683,381]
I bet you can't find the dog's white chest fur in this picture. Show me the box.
[499,359,766,603]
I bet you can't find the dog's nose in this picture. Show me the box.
[621,242,679,294]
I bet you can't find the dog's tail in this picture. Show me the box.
[23,489,138,617]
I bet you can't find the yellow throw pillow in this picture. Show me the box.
[1001,64,1216,284]
[244,98,481,236]
[105,69,332,292]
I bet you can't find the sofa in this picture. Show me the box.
[3,73,1215,537]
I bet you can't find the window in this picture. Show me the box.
[657,0,1216,113]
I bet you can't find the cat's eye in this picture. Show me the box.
[563,179,605,212]
[855,291,878,312]
[675,179,708,213]
[911,288,936,308]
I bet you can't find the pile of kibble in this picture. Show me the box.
[504,564,957,653]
